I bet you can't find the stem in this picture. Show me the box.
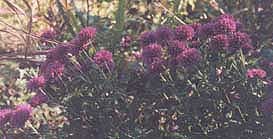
[236,106,246,122]
[154,2,186,25]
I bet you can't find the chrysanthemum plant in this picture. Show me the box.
[1,14,273,138]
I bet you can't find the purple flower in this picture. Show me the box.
[214,14,237,34]
[10,104,32,128]
[0,109,12,127]
[155,26,175,46]
[142,43,163,65]
[176,48,202,67]
[168,40,187,57]
[75,27,96,48]
[139,31,157,47]
[46,43,70,61]
[197,23,216,39]
[175,25,195,41]
[209,34,229,52]
[41,60,65,80]
[229,32,251,46]
[39,28,57,45]
[120,35,132,48]
[246,68,267,79]
[93,50,115,71]
[190,23,202,32]
[28,91,49,107]
[190,40,202,48]
[147,57,165,73]
[27,76,46,90]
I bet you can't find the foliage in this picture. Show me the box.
[0,0,272,138]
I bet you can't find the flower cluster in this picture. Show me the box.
[140,23,202,72]
[175,25,195,41]
[209,34,229,52]
[176,48,202,67]
[93,50,115,72]
[246,68,267,79]
[41,60,65,80]
[228,32,252,53]
[195,14,254,54]
[167,40,187,57]
[155,26,175,46]
[46,43,71,61]
[0,104,32,128]
[147,57,165,73]
[27,76,46,91]
[74,27,96,48]
[0,26,100,129]
[4,14,272,133]
[139,31,157,47]
[197,23,216,39]
[139,26,175,47]
[10,104,32,128]
[0,109,12,127]
[142,44,163,64]
[214,14,237,34]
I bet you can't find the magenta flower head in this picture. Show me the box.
[139,31,157,47]
[0,109,12,127]
[190,23,202,32]
[155,26,175,46]
[47,43,70,61]
[141,43,163,65]
[28,91,49,107]
[209,34,229,52]
[229,32,251,46]
[10,104,32,128]
[147,57,165,73]
[175,25,195,41]
[168,40,187,57]
[39,28,57,45]
[41,60,65,80]
[190,40,202,48]
[75,26,96,48]
[93,50,115,71]
[176,48,202,67]
[27,76,46,91]
[246,68,267,79]
[197,23,216,39]
[214,14,236,34]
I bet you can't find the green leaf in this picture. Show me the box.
[115,0,126,32]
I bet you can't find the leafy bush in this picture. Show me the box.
[0,1,272,139]
[1,12,273,139]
